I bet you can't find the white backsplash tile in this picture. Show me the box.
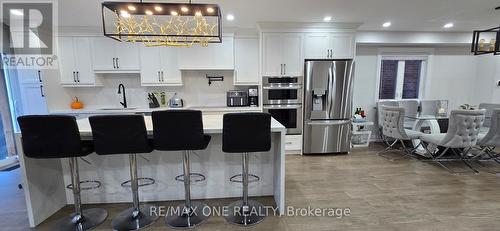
[64,71,250,109]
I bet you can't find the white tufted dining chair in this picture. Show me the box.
[378,106,423,160]
[377,101,398,146]
[477,109,500,158]
[420,109,485,174]
[398,100,419,129]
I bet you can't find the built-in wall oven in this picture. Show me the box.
[263,76,303,134]
[263,77,302,105]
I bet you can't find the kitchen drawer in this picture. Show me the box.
[285,134,302,153]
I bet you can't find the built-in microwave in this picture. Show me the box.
[263,104,303,135]
[263,77,302,105]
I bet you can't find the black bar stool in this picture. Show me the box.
[222,112,271,226]
[17,115,107,231]
[152,110,211,229]
[89,115,158,231]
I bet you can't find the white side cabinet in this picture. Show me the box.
[58,37,98,86]
[234,37,259,85]
[91,37,140,72]
[262,33,303,76]
[304,33,355,59]
[177,36,234,70]
[140,46,182,86]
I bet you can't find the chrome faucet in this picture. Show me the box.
[118,84,127,108]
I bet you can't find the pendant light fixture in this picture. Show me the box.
[471,7,500,55]
[101,0,222,47]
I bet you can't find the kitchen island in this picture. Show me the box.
[16,114,286,227]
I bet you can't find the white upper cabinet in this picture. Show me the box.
[304,33,355,59]
[262,33,303,76]
[139,46,182,86]
[91,38,140,72]
[177,36,234,70]
[58,37,97,86]
[234,37,259,85]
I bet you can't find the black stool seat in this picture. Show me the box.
[223,112,271,153]
[152,110,211,151]
[89,115,153,155]
[17,115,107,231]
[151,110,211,229]
[18,115,94,158]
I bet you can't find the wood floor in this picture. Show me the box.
[4,144,500,230]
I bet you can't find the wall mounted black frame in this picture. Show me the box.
[471,26,500,55]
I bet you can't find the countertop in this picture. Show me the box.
[76,114,286,136]
[50,105,262,115]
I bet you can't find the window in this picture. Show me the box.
[378,56,427,100]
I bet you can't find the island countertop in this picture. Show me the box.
[75,114,286,137]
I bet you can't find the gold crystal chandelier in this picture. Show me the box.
[102,0,222,47]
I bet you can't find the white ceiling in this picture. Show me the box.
[59,0,500,32]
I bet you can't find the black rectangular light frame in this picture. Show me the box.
[101,1,222,44]
[471,25,500,55]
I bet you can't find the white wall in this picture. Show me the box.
[45,71,250,111]
[353,45,499,138]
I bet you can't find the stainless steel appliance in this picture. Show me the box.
[227,90,249,107]
[303,59,355,154]
[168,92,184,108]
[263,76,303,135]
[248,87,258,107]
[263,77,302,105]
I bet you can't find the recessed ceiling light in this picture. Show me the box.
[181,6,189,12]
[323,16,332,22]
[171,11,178,16]
[155,6,163,12]
[10,9,23,16]
[207,7,214,13]
[195,11,202,16]
[227,14,234,21]
[382,22,391,28]
[127,5,136,11]
[145,10,153,15]
[443,23,454,28]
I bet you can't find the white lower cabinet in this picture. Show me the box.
[140,46,182,86]
[285,135,302,154]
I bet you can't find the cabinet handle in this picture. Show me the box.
[77,72,80,82]
[280,64,283,75]
[112,58,116,68]
[73,71,76,82]
[40,85,44,97]
[161,71,164,82]
[116,58,119,69]
[37,70,42,82]
[283,64,286,75]
[158,71,161,82]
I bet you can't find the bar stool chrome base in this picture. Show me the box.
[49,208,108,231]
[225,200,266,226]
[165,201,209,229]
[112,204,159,231]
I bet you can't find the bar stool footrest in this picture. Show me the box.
[175,173,206,183]
[230,174,260,183]
[120,177,155,188]
[66,180,102,191]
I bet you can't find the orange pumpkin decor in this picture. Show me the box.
[71,97,84,109]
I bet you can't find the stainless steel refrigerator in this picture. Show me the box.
[303,59,355,154]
